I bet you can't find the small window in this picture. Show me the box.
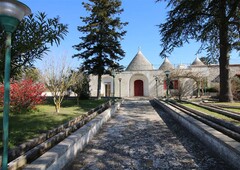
[164,80,178,90]
[169,81,174,89]
[164,81,167,90]
[174,80,178,89]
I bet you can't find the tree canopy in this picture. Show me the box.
[73,0,128,99]
[70,68,90,103]
[199,56,218,65]
[0,12,68,80]
[157,0,240,102]
[41,56,78,113]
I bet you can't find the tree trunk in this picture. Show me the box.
[77,94,80,106]
[97,74,102,100]
[196,81,200,98]
[53,97,61,113]
[55,102,61,113]
[219,0,233,102]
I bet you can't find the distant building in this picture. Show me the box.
[89,50,240,98]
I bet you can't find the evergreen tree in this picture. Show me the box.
[15,68,41,82]
[70,68,91,105]
[157,0,240,102]
[73,0,128,99]
[0,12,68,81]
[199,56,218,65]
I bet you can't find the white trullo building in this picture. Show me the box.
[89,50,240,98]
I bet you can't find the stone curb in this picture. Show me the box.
[171,100,240,134]
[153,99,240,170]
[188,100,240,121]
[22,101,122,170]
[4,100,112,167]
[4,101,112,170]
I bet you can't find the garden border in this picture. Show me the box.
[153,98,240,170]
[22,101,122,170]
[7,100,111,163]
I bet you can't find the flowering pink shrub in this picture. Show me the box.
[0,79,46,113]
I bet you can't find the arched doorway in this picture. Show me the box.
[134,80,143,96]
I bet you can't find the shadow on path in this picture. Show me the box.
[65,99,197,170]
[149,99,234,170]
[64,99,234,170]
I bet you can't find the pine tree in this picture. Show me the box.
[73,0,128,99]
[157,0,240,102]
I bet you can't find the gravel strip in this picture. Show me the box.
[150,100,234,170]
[64,99,234,170]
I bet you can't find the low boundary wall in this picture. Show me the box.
[23,101,121,170]
[153,99,240,170]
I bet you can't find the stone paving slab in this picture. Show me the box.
[65,99,198,170]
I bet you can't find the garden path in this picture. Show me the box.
[65,98,198,169]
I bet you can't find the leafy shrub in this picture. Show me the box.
[206,87,219,92]
[70,73,90,100]
[0,79,46,113]
[232,76,240,101]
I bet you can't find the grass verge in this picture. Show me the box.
[208,102,240,113]
[213,102,240,107]
[224,108,240,113]
[181,103,240,126]
[0,98,107,150]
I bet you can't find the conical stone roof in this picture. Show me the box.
[159,57,174,70]
[191,57,205,66]
[126,50,153,71]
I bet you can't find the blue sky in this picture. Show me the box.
[21,0,239,70]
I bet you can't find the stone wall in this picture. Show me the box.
[89,64,240,98]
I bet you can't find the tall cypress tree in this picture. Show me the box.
[157,0,240,102]
[73,0,128,99]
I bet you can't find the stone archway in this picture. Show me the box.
[129,74,149,97]
[134,80,144,96]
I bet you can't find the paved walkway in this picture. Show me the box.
[65,99,198,169]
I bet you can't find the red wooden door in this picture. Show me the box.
[134,80,143,96]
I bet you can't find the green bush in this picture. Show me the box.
[232,77,240,101]
[206,87,219,92]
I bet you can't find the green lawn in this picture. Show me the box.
[0,98,107,149]
[224,108,240,113]
[210,102,240,113]
[213,102,240,107]
[181,103,240,126]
